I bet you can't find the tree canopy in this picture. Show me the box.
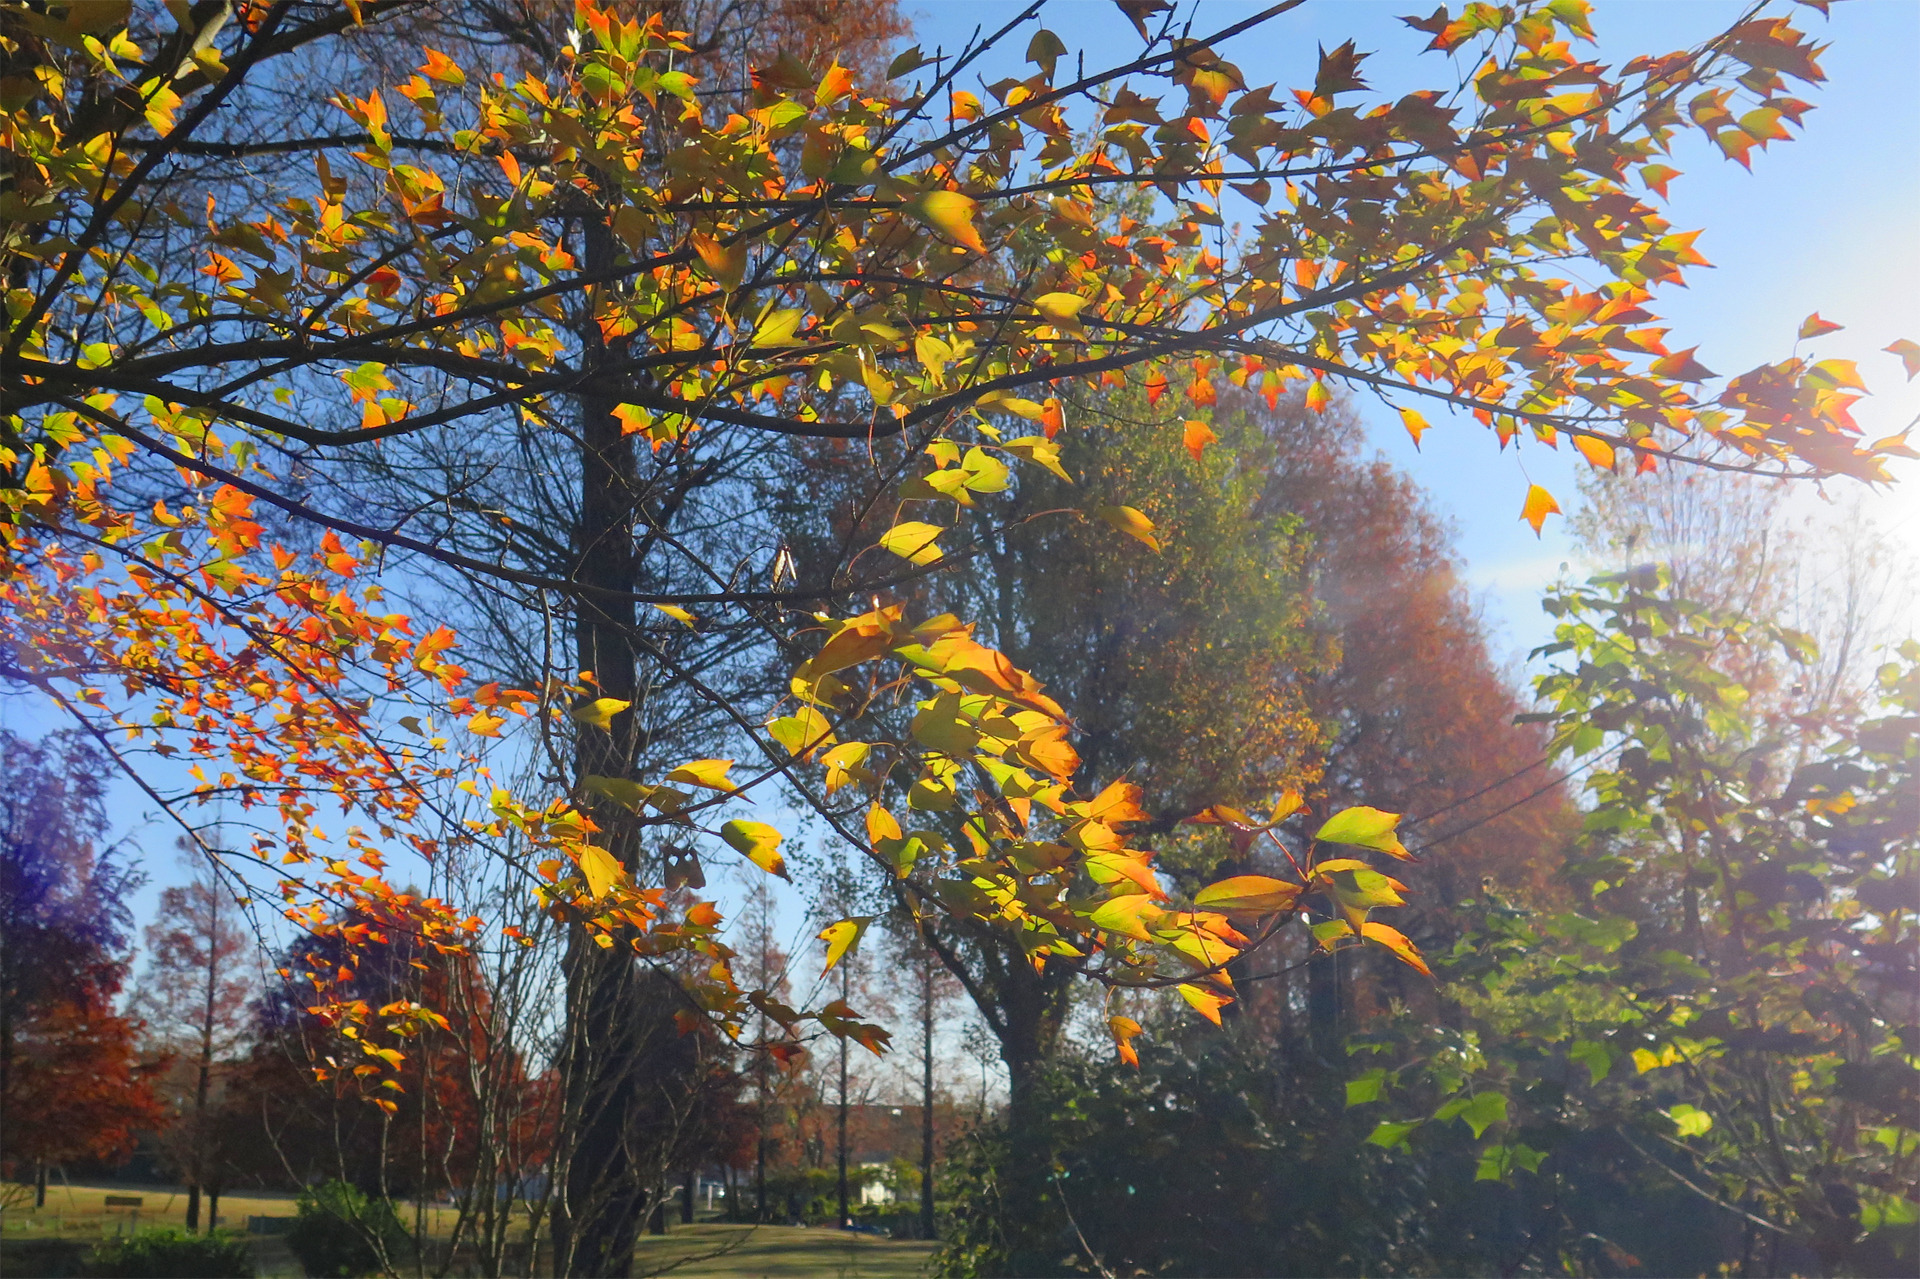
[1,6,1912,1257]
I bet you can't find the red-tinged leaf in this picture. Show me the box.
[1184,418,1217,461]
[1178,983,1230,1025]
[1639,163,1680,197]
[1194,875,1303,915]
[1359,920,1431,976]
[1108,1014,1143,1068]
[1314,40,1370,98]
[1521,484,1561,537]
[1305,379,1331,413]
[1798,312,1843,340]
[815,61,854,107]
[1077,780,1150,825]
[1886,338,1920,381]
[1041,398,1065,439]
[1115,0,1174,42]
[1650,347,1716,382]
[1145,370,1168,404]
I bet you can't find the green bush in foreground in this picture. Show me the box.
[88,1227,252,1278]
[285,1180,412,1278]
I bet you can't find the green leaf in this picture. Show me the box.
[1568,1039,1612,1085]
[768,707,835,758]
[886,44,928,79]
[1475,1142,1546,1181]
[1313,806,1411,859]
[1458,1092,1508,1139]
[722,820,788,879]
[1365,1120,1419,1150]
[1669,1103,1713,1137]
[1346,1068,1385,1107]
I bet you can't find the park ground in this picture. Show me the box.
[0,1182,936,1277]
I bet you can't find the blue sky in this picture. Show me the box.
[908,0,1920,657]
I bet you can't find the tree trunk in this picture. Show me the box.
[681,1170,694,1224]
[836,1001,850,1228]
[920,954,936,1242]
[552,210,648,1279]
[207,1187,220,1232]
[189,904,216,1234]
[1308,946,1340,1059]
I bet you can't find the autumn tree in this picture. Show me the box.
[135,846,257,1232]
[2,2,1910,1272]
[0,729,164,1206]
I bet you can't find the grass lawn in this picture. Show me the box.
[3,1185,937,1277]
[632,1222,937,1278]
[1,1181,308,1238]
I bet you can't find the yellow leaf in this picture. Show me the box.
[1095,505,1160,551]
[753,308,806,348]
[570,697,630,730]
[1572,435,1616,471]
[1521,484,1561,536]
[1032,292,1088,326]
[819,916,871,970]
[578,846,623,901]
[1359,920,1431,976]
[907,189,985,254]
[1399,406,1429,447]
[867,804,903,845]
[1194,875,1302,915]
[878,521,946,566]
[1001,436,1069,481]
[722,820,787,879]
[666,758,735,790]
[1183,419,1217,462]
[653,603,697,626]
[582,775,654,810]
[1305,379,1330,413]
[1178,983,1231,1026]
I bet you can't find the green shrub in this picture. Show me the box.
[88,1227,253,1278]
[284,1180,411,1278]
